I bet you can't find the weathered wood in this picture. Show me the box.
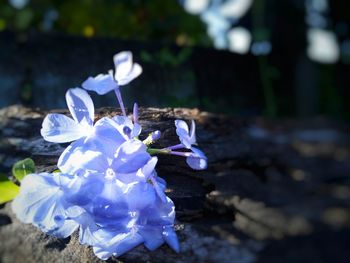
[0,105,350,263]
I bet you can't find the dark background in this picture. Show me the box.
[0,0,349,118]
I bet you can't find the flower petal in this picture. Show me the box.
[66,88,95,126]
[12,172,79,238]
[113,51,133,82]
[93,231,143,260]
[189,120,197,145]
[186,147,208,170]
[117,63,143,86]
[112,116,142,139]
[138,226,164,251]
[163,226,180,253]
[82,74,117,95]
[175,119,192,149]
[150,175,167,203]
[57,138,109,175]
[112,140,151,174]
[92,117,128,157]
[125,182,156,210]
[136,157,158,180]
[41,113,86,143]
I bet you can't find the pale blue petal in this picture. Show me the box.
[112,116,141,139]
[57,138,109,176]
[93,231,143,260]
[189,120,197,145]
[131,123,142,138]
[135,157,158,183]
[82,74,117,95]
[138,226,164,251]
[125,182,156,210]
[139,196,175,227]
[113,51,133,82]
[150,175,167,203]
[90,117,127,157]
[41,113,86,143]
[12,172,79,237]
[112,140,151,174]
[137,196,178,251]
[175,119,192,149]
[163,226,180,253]
[175,120,189,134]
[66,88,95,126]
[50,215,80,238]
[113,51,142,86]
[186,147,208,170]
[156,176,167,189]
[117,63,142,86]
[66,175,104,206]
[58,117,130,175]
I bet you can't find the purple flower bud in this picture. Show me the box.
[152,130,161,141]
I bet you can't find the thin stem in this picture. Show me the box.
[147,148,171,155]
[133,103,139,123]
[114,88,126,116]
[163,144,184,151]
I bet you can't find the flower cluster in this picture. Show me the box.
[12,51,207,260]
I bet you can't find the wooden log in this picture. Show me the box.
[0,105,350,262]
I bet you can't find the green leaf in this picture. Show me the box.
[12,158,35,182]
[0,174,19,204]
[53,169,61,173]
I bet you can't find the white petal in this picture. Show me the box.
[57,138,109,175]
[186,147,208,170]
[175,120,189,134]
[114,51,133,81]
[117,63,142,86]
[41,113,86,143]
[82,74,117,95]
[175,120,192,148]
[65,88,95,126]
[12,172,79,238]
[189,120,197,145]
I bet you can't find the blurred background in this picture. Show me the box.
[0,0,349,118]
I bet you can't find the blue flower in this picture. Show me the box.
[12,172,80,238]
[58,138,151,179]
[56,117,129,175]
[175,119,197,149]
[82,51,142,95]
[62,172,177,260]
[170,119,208,170]
[11,51,212,259]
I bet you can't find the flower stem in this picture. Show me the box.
[147,148,171,155]
[163,144,184,151]
[114,88,126,116]
[133,103,139,123]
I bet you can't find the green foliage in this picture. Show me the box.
[12,158,36,182]
[141,47,192,67]
[0,174,19,204]
[0,0,210,46]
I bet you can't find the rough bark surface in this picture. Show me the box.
[0,105,350,263]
